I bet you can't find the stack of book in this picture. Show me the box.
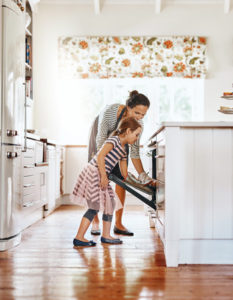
[219,92,233,114]
[26,77,32,98]
[25,37,32,66]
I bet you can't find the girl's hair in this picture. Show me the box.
[126,90,150,109]
[111,117,142,136]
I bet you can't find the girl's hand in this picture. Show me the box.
[100,174,109,190]
[96,142,114,190]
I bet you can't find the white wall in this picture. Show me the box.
[33,3,233,203]
[33,3,233,142]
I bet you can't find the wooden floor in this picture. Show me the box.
[0,205,233,300]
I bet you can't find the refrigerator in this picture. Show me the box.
[0,0,26,250]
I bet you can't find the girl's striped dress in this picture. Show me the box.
[70,136,126,214]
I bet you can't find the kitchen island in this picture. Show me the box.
[147,122,233,267]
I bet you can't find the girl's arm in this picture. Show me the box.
[119,160,128,180]
[97,143,114,189]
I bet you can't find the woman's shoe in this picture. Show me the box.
[101,236,123,244]
[91,229,101,235]
[73,239,96,247]
[113,226,134,236]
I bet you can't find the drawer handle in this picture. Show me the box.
[24,184,35,188]
[154,155,165,159]
[24,165,35,168]
[6,129,18,137]
[7,152,18,159]
[23,202,34,208]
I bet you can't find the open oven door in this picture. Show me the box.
[109,173,156,210]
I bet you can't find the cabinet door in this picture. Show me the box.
[35,166,48,206]
[46,147,56,211]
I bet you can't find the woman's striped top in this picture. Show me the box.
[90,136,127,174]
[96,103,143,159]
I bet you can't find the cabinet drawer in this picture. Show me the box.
[23,156,34,166]
[26,139,35,150]
[24,166,35,176]
[23,175,35,186]
[23,149,34,158]
[22,193,34,207]
[23,185,35,196]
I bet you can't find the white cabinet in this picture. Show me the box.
[22,138,35,208]
[21,137,48,230]
[22,138,48,209]
[44,145,56,216]
[147,122,233,266]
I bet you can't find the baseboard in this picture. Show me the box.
[179,239,233,264]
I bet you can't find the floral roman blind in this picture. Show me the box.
[58,36,207,79]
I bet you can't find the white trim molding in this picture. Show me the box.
[155,0,162,14]
[93,0,100,14]
[224,0,230,13]
[28,0,40,12]
[39,0,231,14]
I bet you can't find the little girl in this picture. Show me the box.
[70,117,142,247]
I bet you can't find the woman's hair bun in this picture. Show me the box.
[129,90,139,98]
[126,90,150,109]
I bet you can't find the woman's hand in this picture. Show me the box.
[100,174,109,190]
[138,172,158,186]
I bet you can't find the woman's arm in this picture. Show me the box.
[131,158,144,175]
[96,105,119,151]
[132,157,158,186]
[97,143,113,189]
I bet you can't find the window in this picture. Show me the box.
[57,78,204,145]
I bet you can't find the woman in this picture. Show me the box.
[88,90,155,236]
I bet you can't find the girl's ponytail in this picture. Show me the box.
[111,129,121,136]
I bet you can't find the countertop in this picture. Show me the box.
[149,121,233,139]
[26,132,59,146]
[26,132,41,141]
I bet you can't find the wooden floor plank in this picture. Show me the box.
[0,205,233,300]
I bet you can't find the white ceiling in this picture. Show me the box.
[38,0,231,14]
